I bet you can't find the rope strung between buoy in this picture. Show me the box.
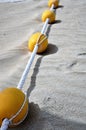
[17,2,56,90]
[17,3,55,90]
[17,34,47,90]
[0,37,48,130]
[1,34,48,130]
[0,1,58,129]
[41,18,49,34]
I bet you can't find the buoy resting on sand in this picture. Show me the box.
[0,87,28,126]
[42,10,56,23]
[28,32,48,53]
[48,0,59,8]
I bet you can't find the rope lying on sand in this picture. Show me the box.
[0,0,59,130]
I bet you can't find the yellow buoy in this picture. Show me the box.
[0,87,28,126]
[48,0,59,8]
[28,32,48,53]
[42,10,55,23]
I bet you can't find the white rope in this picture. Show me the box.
[17,35,47,90]
[0,3,55,130]
[50,4,54,11]
[41,18,49,35]
[1,119,10,130]
[17,44,38,90]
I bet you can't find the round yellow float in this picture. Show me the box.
[28,32,48,53]
[0,87,28,126]
[42,10,55,23]
[48,0,59,8]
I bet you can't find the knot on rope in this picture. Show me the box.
[28,32,48,53]
[36,33,47,46]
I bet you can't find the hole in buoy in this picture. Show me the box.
[2,118,5,121]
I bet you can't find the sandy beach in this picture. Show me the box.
[0,0,86,130]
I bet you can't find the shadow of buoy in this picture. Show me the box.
[27,43,58,97]
[41,43,58,56]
